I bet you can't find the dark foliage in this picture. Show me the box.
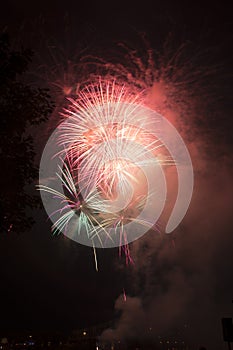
[0,33,54,233]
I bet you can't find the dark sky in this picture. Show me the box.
[0,1,233,349]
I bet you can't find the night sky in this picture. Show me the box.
[0,1,233,349]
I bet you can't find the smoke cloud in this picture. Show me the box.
[100,38,233,348]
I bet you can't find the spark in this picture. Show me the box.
[93,243,98,272]
[123,289,127,302]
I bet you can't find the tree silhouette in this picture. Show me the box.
[0,33,54,233]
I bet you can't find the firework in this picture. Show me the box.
[38,79,193,260]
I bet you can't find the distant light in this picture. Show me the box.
[83,331,87,336]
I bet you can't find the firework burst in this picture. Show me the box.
[38,76,193,271]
